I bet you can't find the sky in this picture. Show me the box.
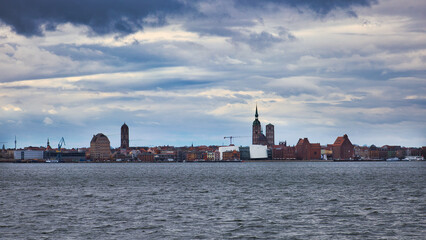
[0,0,425,149]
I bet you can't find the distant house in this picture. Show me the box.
[369,145,380,159]
[222,150,240,161]
[332,134,354,160]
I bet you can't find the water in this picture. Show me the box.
[1,162,425,239]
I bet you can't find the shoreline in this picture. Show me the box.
[1,159,417,163]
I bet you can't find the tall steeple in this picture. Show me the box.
[252,104,261,145]
[253,104,260,126]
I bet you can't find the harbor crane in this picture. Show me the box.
[57,137,65,162]
[223,136,249,145]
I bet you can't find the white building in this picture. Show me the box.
[218,145,268,160]
[14,150,44,160]
[249,145,268,159]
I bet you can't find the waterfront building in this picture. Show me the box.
[354,145,370,160]
[218,146,240,160]
[272,144,296,160]
[239,146,250,160]
[252,105,270,146]
[186,152,197,161]
[331,134,354,160]
[206,151,215,161]
[222,150,240,161]
[155,148,177,161]
[381,145,401,159]
[369,145,380,159]
[90,133,111,160]
[214,150,220,161]
[249,144,268,159]
[295,138,321,160]
[13,150,44,160]
[139,152,154,162]
[121,123,129,149]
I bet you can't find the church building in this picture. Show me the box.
[252,105,274,147]
[121,123,129,149]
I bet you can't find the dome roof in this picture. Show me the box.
[91,133,110,143]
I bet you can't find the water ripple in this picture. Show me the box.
[0,162,425,239]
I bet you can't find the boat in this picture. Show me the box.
[46,159,59,163]
[402,156,424,161]
[386,157,400,161]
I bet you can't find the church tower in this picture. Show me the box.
[266,123,274,146]
[252,105,261,145]
[121,123,129,149]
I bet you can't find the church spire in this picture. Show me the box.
[253,104,260,126]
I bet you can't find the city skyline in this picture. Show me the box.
[0,0,425,148]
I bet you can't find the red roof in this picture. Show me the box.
[333,137,345,146]
[297,138,310,146]
[333,134,351,146]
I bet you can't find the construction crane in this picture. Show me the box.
[57,137,65,162]
[223,136,249,145]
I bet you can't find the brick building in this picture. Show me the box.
[295,138,321,160]
[271,142,296,160]
[332,134,354,160]
[266,124,274,147]
[90,133,111,160]
[252,105,272,146]
[121,123,129,149]
[138,152,154,162]
[222,150,240,161]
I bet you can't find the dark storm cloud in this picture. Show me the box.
[0,0,192,37]
[233,0,377,15]
[0,0,377,37]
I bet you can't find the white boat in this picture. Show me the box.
[46,159,59,163]
[386,157,400,161]
[403,156,424,161]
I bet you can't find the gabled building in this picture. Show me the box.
[332,134,354,160]
[295,138,321,160]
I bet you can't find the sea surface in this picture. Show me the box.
[1,161,425,239]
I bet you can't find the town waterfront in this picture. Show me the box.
[1,161,425,239]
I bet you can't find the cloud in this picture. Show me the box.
[0,0,378,37]
[2,104,22,112]
[43,117,53,125]
[233,0,377,12]
[0,0,425,148]
[0,0,192,37]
